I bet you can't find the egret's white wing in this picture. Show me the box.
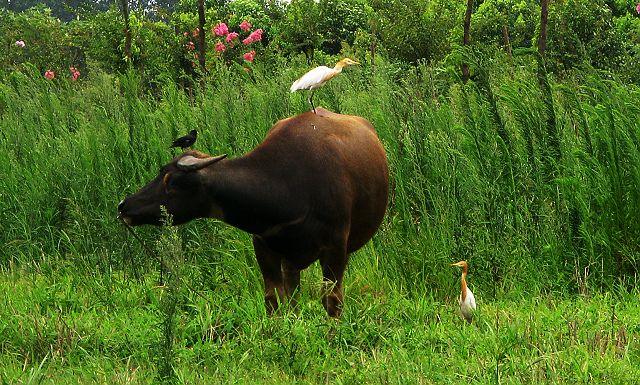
[460,287,476,321]
[290,66,335,92]
[466,288,476,310]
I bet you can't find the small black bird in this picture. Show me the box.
[171,129,197,151]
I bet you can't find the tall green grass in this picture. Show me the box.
[1,56,640,382]
[1,58,639,295]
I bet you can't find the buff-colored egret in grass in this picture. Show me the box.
[290,58,360,113]
[451,260,476,323]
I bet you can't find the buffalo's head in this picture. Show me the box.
[118,151,227,226]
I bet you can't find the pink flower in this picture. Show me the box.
[15,40,25,48]
[215,42,226,52]
[183,31,189,38]
[636,3,640,14]
[242,29,263,45]
[243,50,256,62]
[192,27,200,37]
[70,66,80,81]
[44,70,55,80]
[212,22,229,36]
[226,32,239,43]
[248,28,263,42]
[185,41,195,51]
[239,20,252,32]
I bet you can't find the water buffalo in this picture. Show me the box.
[118,108,389,317]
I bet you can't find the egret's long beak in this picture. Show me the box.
[451,261,465,267]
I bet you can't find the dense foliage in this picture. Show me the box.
[1,52,639,384]
[1,52,639,293]
[2,0,639,82]
[1,1,640,382]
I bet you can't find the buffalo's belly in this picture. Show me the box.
[346,183,389,253]
[257,230,321,270]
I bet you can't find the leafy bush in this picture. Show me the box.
[277,0,326,61]
[0,6,81,78]
[472,0,539,49]
[276,0,370,61]
[613,12,640,83]
[543,0,626,73]
[317,0,371,54]
[373,0,463,63]
[77,7,124,74]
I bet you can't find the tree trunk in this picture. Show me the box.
[119,0,132,63]
[370,18,377,77]
[536,0,560,169]
[462,0,473,83]
[502,25,512,57]
[538,0,548,57]
[197,0,206,73]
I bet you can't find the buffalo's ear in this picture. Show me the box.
[177,154,227,171]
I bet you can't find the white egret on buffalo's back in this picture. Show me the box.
[290,58,360,113]
[451,260,476,323]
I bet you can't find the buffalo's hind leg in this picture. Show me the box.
[319,245,349,318]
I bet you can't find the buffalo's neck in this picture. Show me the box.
[203,158,301,235]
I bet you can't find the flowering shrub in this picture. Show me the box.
[239,20,252,32]
[242,29,263,45]
[70,66,80,81]
[41,67,80,81]
[213,23,229,36]
[2,7,85,77]
[210,20,263,65]
[243,50,256,62]
[226,32,239,43]
[179,20,262,71]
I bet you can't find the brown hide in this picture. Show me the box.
[118,109,389,317]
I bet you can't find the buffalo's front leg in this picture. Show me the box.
[253,236,286,315]
[282,259,301,310]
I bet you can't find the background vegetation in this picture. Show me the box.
[1,0,639,383]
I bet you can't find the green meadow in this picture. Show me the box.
[1,57,639,383]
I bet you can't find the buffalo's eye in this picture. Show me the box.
[164,171,195,195]
[162,173,174,194]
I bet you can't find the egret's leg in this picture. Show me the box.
[309,91,316,114]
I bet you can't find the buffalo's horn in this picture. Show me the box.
[177,154,227,171]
